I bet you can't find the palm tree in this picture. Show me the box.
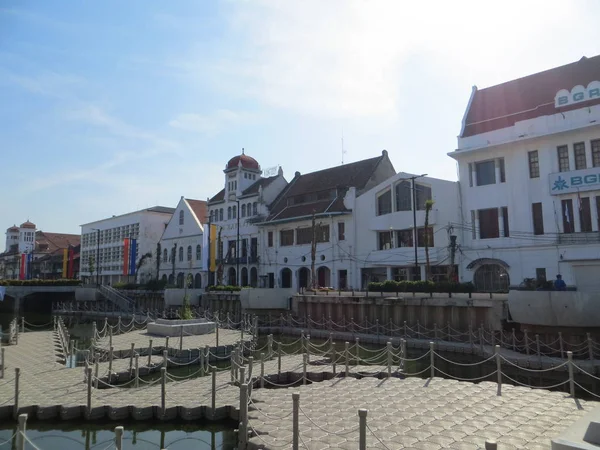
[424,200,435,280]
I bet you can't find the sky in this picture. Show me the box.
[1,0,599,250]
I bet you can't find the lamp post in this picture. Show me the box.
[397,174,428,281]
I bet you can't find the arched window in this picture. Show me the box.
[241,204,246,217]
[247,203,252,216]
[219,209,223,221]
[253,202,258,215]
[233,205,237,219]
[179,210,184,225]
[196,244,201,261]
[187,245,192,261]
[178,246,183,262]
[227,207,232,220]
[163,248,168,262]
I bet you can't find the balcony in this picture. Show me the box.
[217,255,260,265]
[557,232,600,245]
[370,209,438,232]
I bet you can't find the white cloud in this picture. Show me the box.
[168,109,261,135]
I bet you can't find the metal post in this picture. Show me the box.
[303,354,307,385]
[161,367,166,416]
[205,345,210,372]
[17,413,27,450]
[215,321,220,348]
[495,345,502,396]
[238,384,248,450]
[359,409,368,450]
[108,346,114,383]
[568,351,575,397]
[129,343,135,373]
[165,336,169,352]
[21,317,24,334]
[135,354,139,388]
[559,332,564,359]
[430,342,435,379]
[292,392,300,450]
[86,367,92,416]
[179,326,183,353]
[306,335,311,364]
[148,339,153,366]
[260,353,265,389]
[163,350,168,369]
[387,342,392,378]
[268,334,273,360]
[109,325,113,350]
[345,342,349,376]
[14,368,20,419]
[404,320,407,338]
[248,356,253,382]
[332,341,337,375]
[200,348,205,377]
[230,348,236,382]
[278,345,282,375]
[211,368,217,417]
[400,339,406,372]
[114,426,124,450]
[355,337,359,367]
[94,354,99,389]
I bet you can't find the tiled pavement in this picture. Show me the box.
[0,330,597,449]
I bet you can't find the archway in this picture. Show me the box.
[317,266,330,288]
[281,268,292,288]
[474,264,510,292]
[298,267,310,289]
[241,267,248,286]
[168,274,174,285]
[227,267,237,286]
[176,272,185,288]
[194,273,202,289]
[250,267,258,287]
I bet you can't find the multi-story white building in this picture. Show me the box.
[80,206,174,285]
[207,150,287,287]
[258,150,396,290]
[450,54,600,291]
[158,197,208,288]
[355,172,460,287]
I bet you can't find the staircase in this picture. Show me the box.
[98,285,134,312]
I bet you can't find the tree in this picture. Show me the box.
[135,251,153,280]
[424,200,435,280]
[88,256,95,278]
[155,242,161,280]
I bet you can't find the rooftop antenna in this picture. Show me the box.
[341,129,347,164]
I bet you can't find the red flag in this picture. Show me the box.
[123,238,130,276]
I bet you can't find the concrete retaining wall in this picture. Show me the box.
[75,287,100,302]
[164,289,202,307]
[239,288,294,310]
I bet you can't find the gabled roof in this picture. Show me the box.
[36,231,80,253]
[461,55,600,138]
[265,152,388,222]
[240,175,279,197]
[185,199,208,224]
[208,189,225,205]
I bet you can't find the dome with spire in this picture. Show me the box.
[7,225,19,232]
[20,221,36,229]
[226,149,260,171]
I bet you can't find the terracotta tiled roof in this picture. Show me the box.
[185,199,208,224]
[36,232,80,254]
[227,152,260,170]
[266,154,386,222]
[240,176,279,197]
[208,189,225,205]
[7,225,18,232]
[20,221,36,229]
[461,55,600,138]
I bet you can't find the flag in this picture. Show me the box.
[19,254,26,280]
[209,224,217,272]
[62,248,68,278]
[27,253,33,280]
[129,238,137,275]
[123,238,130,276]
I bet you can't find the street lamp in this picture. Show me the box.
[91,228,101,286]
[397,174,428,280]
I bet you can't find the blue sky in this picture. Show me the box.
[1,0,599,249]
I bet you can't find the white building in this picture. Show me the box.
[258,150,396,290]
[450,54,600,291]
[206,150,287,287]
[355,172,460,287]
[80,206,174,285]
[158,197,208,288]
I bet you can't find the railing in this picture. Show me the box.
[557,231,600,244]
[98,284,134,312]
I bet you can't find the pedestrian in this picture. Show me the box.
[554,274,567,291]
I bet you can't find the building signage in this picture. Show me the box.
[549,167,600,195]
[555,81,600,108]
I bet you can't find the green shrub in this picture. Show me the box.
[367,280,474,293]
[0,279,81,287]
[207,285,242,292]
[113,282,139,290]
[144,278,167,291]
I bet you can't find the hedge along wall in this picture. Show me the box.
[0,279,81,287]
[367,280,475,293]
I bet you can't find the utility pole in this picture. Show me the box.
[448,233,457,282]
[310,211,317,289]
[236,200,240,286]
[401,174,427,280]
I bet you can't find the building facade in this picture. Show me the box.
[207,150,287,287]
[355,172,460,287]
[80,206,174,285]
[450,55,600,291]
[158,197,208,288]
[258,150,396,290]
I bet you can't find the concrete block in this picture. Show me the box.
[147,318,216,337]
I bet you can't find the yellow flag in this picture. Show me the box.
[209,224,217,272]
[62,248,68,278]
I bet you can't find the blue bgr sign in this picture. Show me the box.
[555,81,600,108]
[549,168,600,195]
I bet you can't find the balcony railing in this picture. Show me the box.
[217,255,260,265]
[557,232,600,245]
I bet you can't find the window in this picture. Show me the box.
[396,229,413,247]
[250,238,258,259]
[316,225,330,243]
[528,151,539,178]
[479,208,499,239]
[502,207,509,237]
[415,184,432,210]
[241,204,246,217]
[296,227,312,245]
[593,140,600,167]
[241,239,247,258]
[417,227,434,247]
[178,246,183,262]
[219,209,223,221]
[179,210,184,225]
[233,205,237,219]
[562,199,574,233]
[247,203,252,216]
[227,207,232,220]
[475,160,496,186]
[498,158,505,183]
[558,145,570,172]
[580,197,592,232]
[338,222,345,241]
[163,249,168,262]
[268,231,273,247]
[196,245,201,261]
[376,189,392,215]
[378,231,392,250]
[253,202,258,215]
[574,142,587,170]
[468,163,473,187]
[280,230,294,246]
[532,203,544,235]
[395,181,411,211]
[187,245,192,261]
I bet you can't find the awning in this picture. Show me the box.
[466,258,510,270]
